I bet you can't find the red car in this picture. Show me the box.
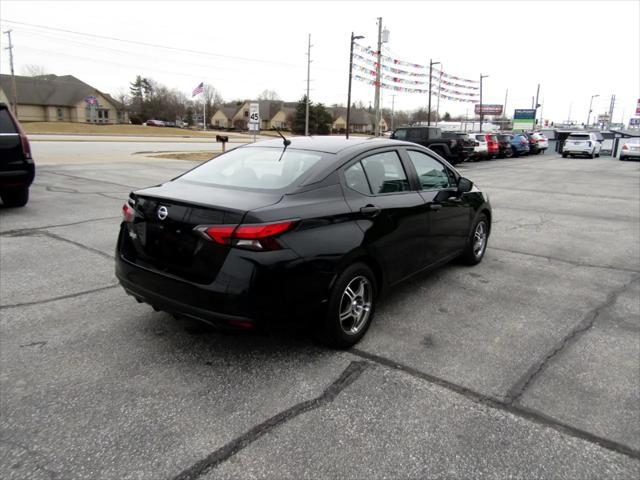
[485,134,500,158]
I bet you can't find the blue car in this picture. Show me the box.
[510,133,530,156]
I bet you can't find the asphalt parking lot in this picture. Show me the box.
[1,151,639,479]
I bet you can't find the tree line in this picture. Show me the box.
[118,75,475,128]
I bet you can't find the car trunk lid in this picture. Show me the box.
[120,180,283,284]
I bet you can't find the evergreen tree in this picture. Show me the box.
[313,103,332,135]
[293,96,316,134]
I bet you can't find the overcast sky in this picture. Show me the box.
[1,0,639,123]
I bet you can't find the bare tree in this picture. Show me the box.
[257,89,280,101]
[21,64,47,76]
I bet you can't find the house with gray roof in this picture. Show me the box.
[0,74,128,124]
[221,100,298,130]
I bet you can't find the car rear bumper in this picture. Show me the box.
[620,150,640,158]
[115,226,332,328]
[0,163,35,188]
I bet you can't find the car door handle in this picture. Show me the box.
[428,204,442,211]
[360,205,381,217]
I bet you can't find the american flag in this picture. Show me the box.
[192,82,204,97]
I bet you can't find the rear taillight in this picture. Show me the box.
[20,134,32,159]
[520,139,527,144]
[622,144,629,150]
[196,220,296,251]
[122,201,138,222]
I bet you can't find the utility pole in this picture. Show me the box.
[435,67,443,126]
[427,59,440,126]
[586,94,599,127]
[608,94,616,129]
[534,83,540,130]
[479,74,488,132]
[305,33,312,136]
[503,88,508,131]
[567,103,572,124]
[346,32,364,139]
[390,94,395,130]
[373,17,383,136]
[3,29,18,116]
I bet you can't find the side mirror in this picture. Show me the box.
[457,177,473,194]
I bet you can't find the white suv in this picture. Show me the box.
[562,132,602,158]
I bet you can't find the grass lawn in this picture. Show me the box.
[22,122,243,138]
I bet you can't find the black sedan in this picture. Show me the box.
[116,137,491,347]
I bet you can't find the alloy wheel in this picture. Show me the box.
[338,276,372,335]
[473,221,488,258]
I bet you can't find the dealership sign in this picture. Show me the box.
[474,104,503,115]
[513,109,536,131]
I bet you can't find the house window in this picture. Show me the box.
[57,108,64,121]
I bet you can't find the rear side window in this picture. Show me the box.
[178,146,323,190]
[407,150,451,190]
[0,108,18,134]
[344,162,371,195]
[393,129,408,140]
[475,135,486,142]
[361,151,410,194]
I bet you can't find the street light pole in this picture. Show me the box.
[391,94,395,131]
[586,94,599,127]
[346,32,364,139]
[305,33,312,136]
[479,74,488,132]
[373,17,383,136]
[427,59,440,127]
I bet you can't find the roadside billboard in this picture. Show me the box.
[513,109,536,131]
[475,104,503,115]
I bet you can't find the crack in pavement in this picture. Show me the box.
[42,170,139,190]
[505,276,640,404]
[0,284,119,310]
[349,348,640,460]
[172,361,369,480]
[489,246,640,273]
[0,216,120,236]
[3,230,114,260]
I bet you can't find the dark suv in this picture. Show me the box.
[0,103,34,207]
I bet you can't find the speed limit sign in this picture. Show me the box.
[249,103,260,125]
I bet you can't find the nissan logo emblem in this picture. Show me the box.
[157,206,168,220]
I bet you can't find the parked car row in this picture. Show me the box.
[391,126,551,163]
[471,132,549,160]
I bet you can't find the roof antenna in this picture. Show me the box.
[274,127,290,162]
[275,127,291,147]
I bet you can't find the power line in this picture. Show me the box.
[1,19,302,68]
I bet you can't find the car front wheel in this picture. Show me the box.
[316,262,377,348]
[0,187,29,207]
[461,214,489,265]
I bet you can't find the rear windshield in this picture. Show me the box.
[178,146,324,190]
[0,108,18,134]
[498,135,512,141]
[568,134,590,140]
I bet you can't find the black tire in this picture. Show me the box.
[0,187,29,207]
[595,153,600,158]
[315,262,377,348]
[504,148,513,158]
[588,152,594,159]
[461,214,489,266]
[562,152,568,158]
[620,156,627,161]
